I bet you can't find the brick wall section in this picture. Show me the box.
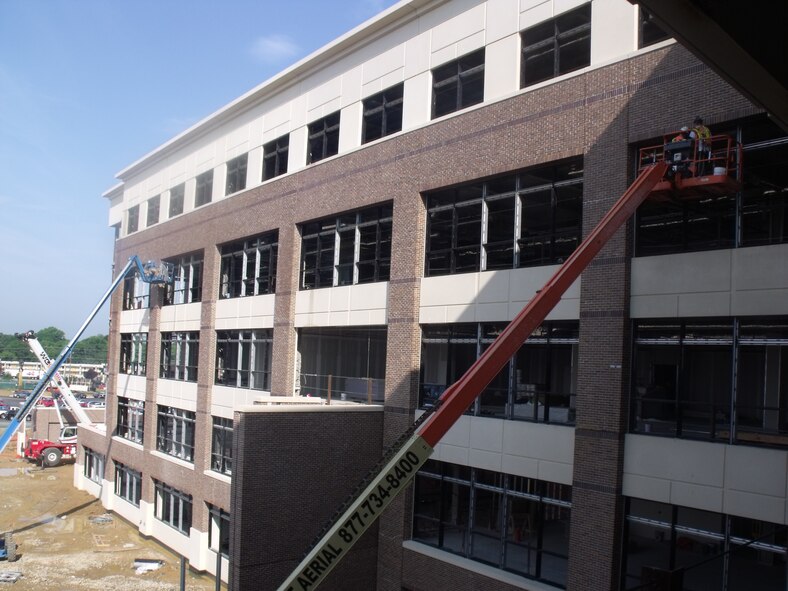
[96,43,761,587]
[230,407,384,591]
[271,223,299,397]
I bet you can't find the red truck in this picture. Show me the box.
[23,426,78,467]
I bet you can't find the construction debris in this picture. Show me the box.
[133,559,164,575]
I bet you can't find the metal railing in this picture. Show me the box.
[298,373,384,404]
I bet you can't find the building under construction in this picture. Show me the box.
[75,1,788,589]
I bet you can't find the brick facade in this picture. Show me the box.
[89,41,759,591]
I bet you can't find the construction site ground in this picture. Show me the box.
[0,438,218,590]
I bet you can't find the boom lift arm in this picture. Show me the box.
[16,331,93,426]
[277,162,668,591]
[0,256,172,455]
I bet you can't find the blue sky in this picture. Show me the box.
[0,0,398,339]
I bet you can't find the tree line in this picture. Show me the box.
[0,327,108,365]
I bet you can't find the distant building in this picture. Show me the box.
[77,1,787,590]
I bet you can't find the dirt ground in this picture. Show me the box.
[0,444,219,590]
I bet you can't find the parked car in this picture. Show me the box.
[36,398,55,407]
[0,404,10,413]
[11,390,30,398]
[87,401,106,408]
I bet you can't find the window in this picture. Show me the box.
[307,112,340,164]
[83,447,105,483]
[219,231,278,298]
[154,480,192,534]
[211,417,233,475]
[298,326,387,402]
[623,499,787,591]
[208,505,231,557]
[225,154,248,195]
[631,317,788,446]
[120,333,147,375]
[169,183,185,218]
[639,7,670,48]
[114,462,141,506]
[117,397,145,444]
[300,205,392,289]
[425,159,583,276]
[195,169,213,207]
[164,253,203,305]
[413,461,571,588]
[432,49,485,119]
[160,331,199,382]
[215,330,272,391]
[146,195,160,227]
[635,118,788,257]
[127,205,139,234]
[122,272,151,310]
[420,322,578,424]
[156,405,196,461]
[263,134,289,180]
[521,3,591,88]
[362,83,404,143]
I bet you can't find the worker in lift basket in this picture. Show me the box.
[667,127,693,179]
[690,116,712,174]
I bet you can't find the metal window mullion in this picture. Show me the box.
[333,224,340,286]
[730,319,739,444]
[353,215,361,285]
[481,198,489,271]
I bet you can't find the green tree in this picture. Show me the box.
[73,335,108,364]
[36,327,68,358]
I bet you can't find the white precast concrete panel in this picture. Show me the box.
[339,102,363,152]
[118,309,151,332]
[288,126,309,171]
[590,0,637,63]
[215,294,276,330]
[362,42,406,86]
[519,0,552,30]
[342,64,364,107]
[159,302,202,332]
[156,379,198,413]
[116,374,147,402]
[486,0,519,43]
[484,34,520,101]
[624,434,788,524]
[424,412,575,484]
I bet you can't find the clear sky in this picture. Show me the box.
[0,0,398,338]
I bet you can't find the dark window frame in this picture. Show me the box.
[119,332,147,375]
[169,183,185,218]
[300,205,392,290]
[425,159,583,277]
[215,329,273,391]
[154,480,192,534]
[156,405,196,462]
[127,205,139,234]
[210,417,233,476]
[219,231,278,299]
[521,3,591,88]
[362,83,404,143]
[146,194,160,227]
[164,253,204,306]
[114,461,142,507]
[225,153,248,195]
[116,397,145,444]
[639,7,670,48]
[263,134,290,180]
[208,504,231,557]
[432,48,485,119]
[307,112,340,164]
[160,331,199,382]
[413,462,571,588]
[195,169,214,207]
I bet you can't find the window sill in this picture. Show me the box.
[150,450,195,470]
[112,436,144,451]
[203,470,232,484]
